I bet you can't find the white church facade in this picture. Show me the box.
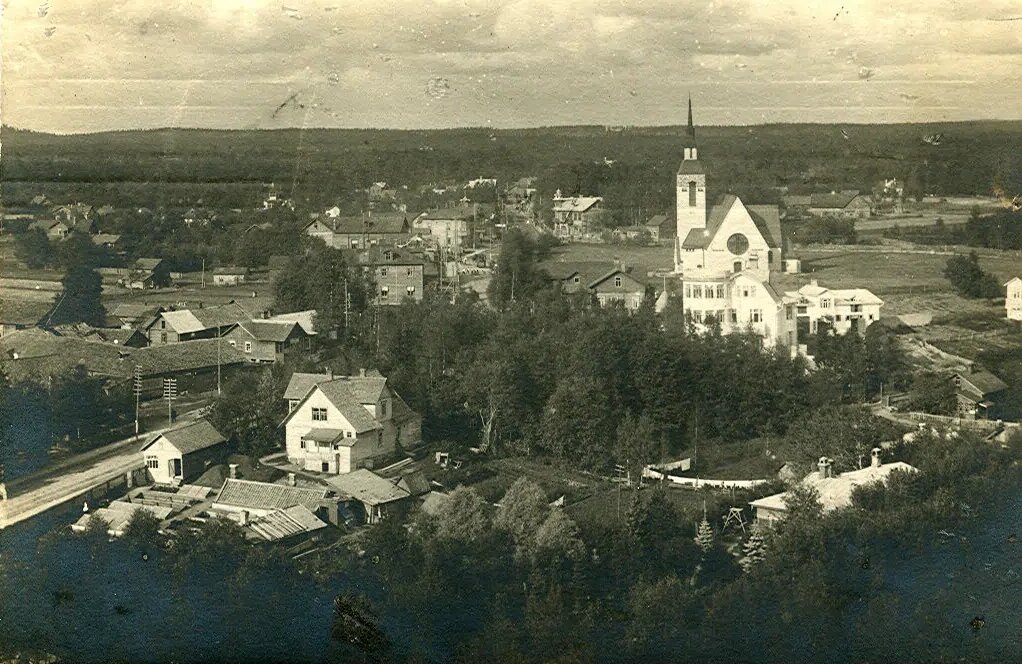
[673,99,797,353]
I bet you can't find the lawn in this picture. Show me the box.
[545,243,674,279]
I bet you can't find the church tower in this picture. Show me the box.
[675,96,706,272]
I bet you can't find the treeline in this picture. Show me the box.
[885,208,1022,250]
[786,215,858,245]
[5,122,1022,211]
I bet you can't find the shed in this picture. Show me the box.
[140,420,227,484]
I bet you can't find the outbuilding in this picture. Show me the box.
[141,420,227,485]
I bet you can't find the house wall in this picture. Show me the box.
[143,438,224,484]
[146,318,182,345]
[683,274,798,351]
[213,274,245,286]
[416,218,468,249]
[796,295,882,335]
[285,389,394,473]
[223,329,277,363]
[374,264,424,305]
[1007,282,1022,321]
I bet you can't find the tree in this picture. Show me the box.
[330,594,391,663]
[943,251,1001,299]
[541,374,616,469]
[122,507,162,548]
[531,509,585,564]
[739,528,768,572]
[206,367,288,456]
[694,510,714,554]
[431,486,491,545]
[13,228,54,268]
[783,483,823,523]
[49,265,105,326]
[487,227,550,308]
[615,412,666,480]
[494,477,549,552]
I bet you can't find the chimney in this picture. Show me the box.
[810,279,818,287]
[359,368,366,377]
[288,472,297,487]
[817,456,829,479]
[228,463,239,480]
[238,510,249,526]
[870,447,881,468]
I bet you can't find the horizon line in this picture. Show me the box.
[5,117,1022,137]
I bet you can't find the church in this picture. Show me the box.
[672,100,798,353]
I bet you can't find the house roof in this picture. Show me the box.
[303,428,356,446]
[213,266,249,275]
[809,192,866,209]
[552,196,602,213]
[417,210,473,221]
[327,469,410,506]
[331,213,410,235]
[644,214,670,228]
[91,234,122,245]
[750,461,918,514]
[284,372,334,401]
[247,505,327,541]
[396,470,431,496]
[214,478,329,512]
[133,258,164,270]
[111,302,162,319]
[315,380,383,432]
[234,319,301,343]
[268,309,316,335]
[956,370,1009,396]
[0,329,136,380]
[158,303,250,334]
[0,298,53,325]
[133,338,247,376]
[587,268,646,290]
[142,420,225,454]
[1005,277,1022,287]
[783,194,813,206]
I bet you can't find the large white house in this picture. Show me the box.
[281,370,421,474]
[786,280,884,335]
[673,99,796,353]
[1006,277,1022,321]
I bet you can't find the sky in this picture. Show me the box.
[2,0,1022,133]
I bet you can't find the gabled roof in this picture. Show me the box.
[133,338,247,375]
[552,196,602,213]
[133,257,164,270]
[588,268,645,290]
[332,213,410,235]
[284,372,334,401]
[141,420,225,454]
[157,303,250,334]
[416,210,473,222]
[955,370,1009,396]
[214,478,329,512]
[680,195,781,250]
[644,214,670,228]
[268,309,317,335]
[213,266,249,275]
[91,234,122,245]
[247,505,327,541]
[1004,277,1022,287]
[234,319,301,343]
[327,469,410,506]
[315,380,383,432]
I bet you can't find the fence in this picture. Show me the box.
[641,466,771,489]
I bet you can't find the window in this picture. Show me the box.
[685,284,692,298]
[751,309,763,323]
[407,286,415,294]
[312,407,328,421]
[573,276,581,284]
[146,456,159,469]
[229,340,236,347]
[727,233,750,255]
[693,285,702,298]
[749,285,757,296]
[380,286,389,299]
[244,341,252,353]
[729,310,738,324]
[821,299,831,308]
[786,307,793,320]
[346,431,353,438]
[160,332,167,343]
[688,180,697,207]
[407,268,414,276]
[614,276,622,287]
[322,462,330,472]
[380,268,388,276]
[742,288,750,298]
[716,284,725,299]
[160,320,166,329]
[300,439,306,449]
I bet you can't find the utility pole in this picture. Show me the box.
[216,334,222,395]
[201,257,205,289]
[163,377,177,426]
[343,278,351,331]
[133,364,142,438]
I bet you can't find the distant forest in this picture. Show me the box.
[2,122,1022,214]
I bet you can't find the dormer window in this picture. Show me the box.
[614,276,622,288]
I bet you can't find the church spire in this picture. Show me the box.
[687,94,695,139]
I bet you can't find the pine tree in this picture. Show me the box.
[694,503,714,554]
[740,529,767,572]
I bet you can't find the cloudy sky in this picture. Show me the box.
[3,0,1022,133]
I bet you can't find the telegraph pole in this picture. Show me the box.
[133,364,143,438]
[163,377,177,426]
[216,334,222,395]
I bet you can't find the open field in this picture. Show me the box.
[855,211,973,233]
[546,242,674,279]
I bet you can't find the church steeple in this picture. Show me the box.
[687,94,695,140]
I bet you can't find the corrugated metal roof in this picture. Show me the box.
[214,478,328,512]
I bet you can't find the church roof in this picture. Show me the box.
[680,195,782,250]
[677,160,705,175]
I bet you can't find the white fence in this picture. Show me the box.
[641,466,771,489]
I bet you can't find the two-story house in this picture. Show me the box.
[350,247,426,305]
[786,280,884,336]
[143,302,250,345]
[414,210,473,251]
[683,272,799,353]
[282,370,422,474]
[551,192,605,241]
[222,319,311,363]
